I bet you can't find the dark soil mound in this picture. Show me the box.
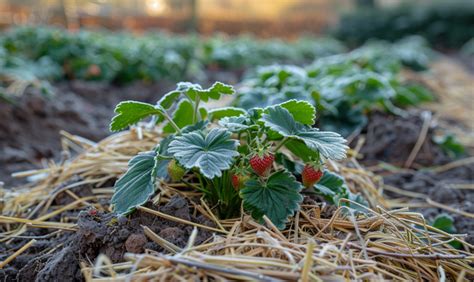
[0,80,174,187]
[0,195,214,281]
[358,111,451,168]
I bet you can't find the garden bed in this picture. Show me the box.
[1,57,473,281]
[1,127,472,281]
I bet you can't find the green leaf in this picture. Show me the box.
[345,192,369,212]
[110,101,162,131]
[156,82,234,109]
[168,128,239,178]
[261,105,348,160]
[295,130,348,161]
[313,171,368,212]
[430,213,462,249]
[199,107,208,120]
[280,99,316,125]
[314,170,347,203]
[163,99,194,133]
[433,134,465,159]
[432,213,457,234]
[175,81,235,102]
[112,152,158,214]
[218,116,254,132]
[205,82,235,100]
[154,135,174,179]
[247,107,264,122]
[262,105,304,135]
[158,90,181,110]
[240,170,303,230]
[319,101,368,137]
[182,120,209,133]
[393,84,434,107]
[285,139,320,162]
[274,152,303,175]
[209,107,247,120]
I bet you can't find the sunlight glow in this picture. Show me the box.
[146,0,165,15]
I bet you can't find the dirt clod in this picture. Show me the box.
[125,233,148,253]
[159,227,187,246]
[1,195,216,281]
[35,246,81,282]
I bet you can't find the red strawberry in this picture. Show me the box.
[88,209,98,216]
[231,173,250,190]
[87,64,101,77]
[302,164,323,188]
[249,153,274,176]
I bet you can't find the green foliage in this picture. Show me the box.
[0,26,346,86]
[432,213,456,234]
[110,101,163,132]
[168,82,235,102]
[334,1,474,48]
[314,170,348,203]
[234,39,435,137]
[433,134,465,159]
[168,128,239,179]
[203,35,346,70]
[111,152,159,214]
[431,213,462,249]
[109,81,363,229]
[314,170,367,211]
[0,46,59,102]
[261,106,348,160]
[279,100,316,125]
[163,100,194,133]
[240,171,303,229]
[218,116,254,133]
[209,107,247,120]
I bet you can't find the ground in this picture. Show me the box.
[0,58,472,280]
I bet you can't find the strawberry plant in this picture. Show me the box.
[236,41,434,137]
[0,45,59,103]
[110,81,365,229]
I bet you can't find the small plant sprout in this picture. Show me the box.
[110,81,366,229]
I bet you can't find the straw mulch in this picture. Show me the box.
[1,128,473,281]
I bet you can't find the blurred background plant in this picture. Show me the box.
[1,0,472,48]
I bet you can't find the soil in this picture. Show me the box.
[0,194,215,281]
[1,75,472,279]
[0,80,175,188]
[357,111,474,244]
[357,110,452,168]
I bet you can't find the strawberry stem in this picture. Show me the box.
[192,96,201,123]
[157,107,182,134]
[273,137,288,152]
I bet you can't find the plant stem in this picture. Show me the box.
[273,137,288,152]
[160,110,182,134]
[193,96,201,123]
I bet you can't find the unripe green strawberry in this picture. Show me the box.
[302,164,323,188]
[249,153,274,176]
[167,159,186,182]
[231,173,250,191]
